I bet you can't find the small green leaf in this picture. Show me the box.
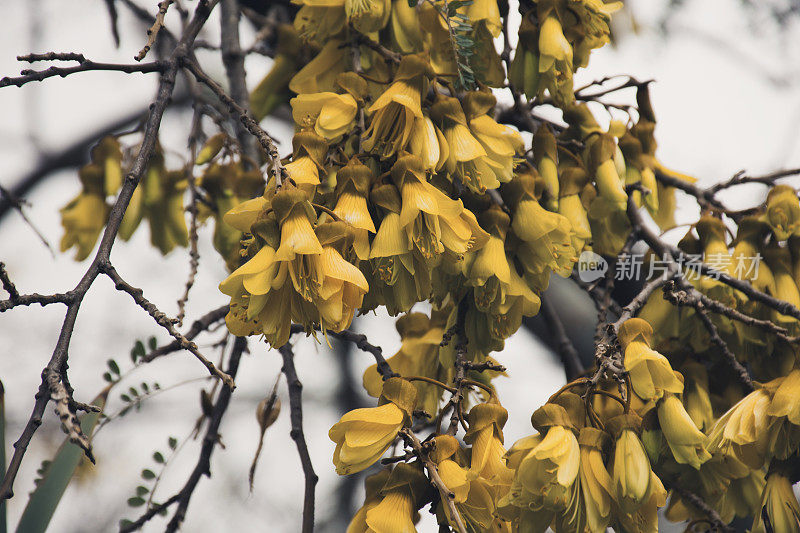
[168,437,178,450]
[107,359,121,376]
[127,497,146,507]
[129,387,139,398]
[120,394,132,403]
[141,382,150,394]
[102,372,113,383]
[148,336,157,350]
[141,469,156,480]
[119,519,133,528]
[136,486,149,497]
[153,452,165,464]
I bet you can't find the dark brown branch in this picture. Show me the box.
[290,324,396,379]
[663,280,754,391]
[668,482,733,533]
[135,0,175,61]
[653,168,727,213]
[220,0,257,161]
[706,167,800,194]
[541,295,585,380]
[100,263,234,388]
[143,305,230,362]
[626,185,800,322]
[399,428,467,533]
[0,0,220,501]
[0,262,20,300]
[279,343,318,533]
[119,493,181,533]
[161,336,246,533]
[181,57,286,185]
[351,27,401,63]
[0,59,166,88]
[461,361,506,373]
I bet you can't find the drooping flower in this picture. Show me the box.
[751,471,800,533]
[329,377,417,475]
[618,318,684,402]
[362,55,429,158]
[764,184,800,240]
[364,463,427,533]
[656,394,711,469]
[60,164,110,261]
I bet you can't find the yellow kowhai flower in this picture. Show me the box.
[393,153,489,262]
[765,184,800,240]
[612,470,667,533]
[311,221,370,332]
[464,400,513,487]
[432,95,503,193]
[250,25,302,121]
[291,91,358,141]
[503,166,577,292]
[586,132,628,210]
[619,130,658,213]
[618,318,684,402]
[362,311,450,415]
[508,11,541,100]
[462,91,524,186]
[345,0,390,34]
[607,412,654,514]
[707,386,778,470]
[751,471,800,533]
[575,427,614,533]
[517,404,581,511]
[465,205,541,345]
[283,129,329,191]
[333,158,376,260]
[362,54,429,158]
[557,163,593,254]
[408,114,448,172]
[142,166,189,256]
[537,7,574,105]
[197,161,264,271]
[347,469,391,533]
[290,40,348,94]
[220,185,366,345]
[389,0,423,54]
[657,393,711,469]
[363,463,427,533]
[293,0,346,46]
[90,136,124,195]
[695,216,741,307]
[533,124,560,209]
[681,361,715,433]
[764,243,800,333]
[366,183,432,315]
[329,377,417,475]
[60,164,110,261]
[564,0,621,69]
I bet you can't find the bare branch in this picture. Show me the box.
[181,57,286,186]
[279,343,318,533]
[0,0,221,500]
[160,336,247,533]
[143,305,230,362]
[136,0,175,62]
[400,428,467,533]
[101,263,234,388]
[0,59,166,88]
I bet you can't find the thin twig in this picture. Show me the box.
[0,0,220,501]
[279,343,318,533]
[143,305,230,362]
[101,263,234,388]
[181,57,286,186]
[0,59,166,88]
[136,0,175,61]
[160,336,246,533]
[400,428,468,533]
